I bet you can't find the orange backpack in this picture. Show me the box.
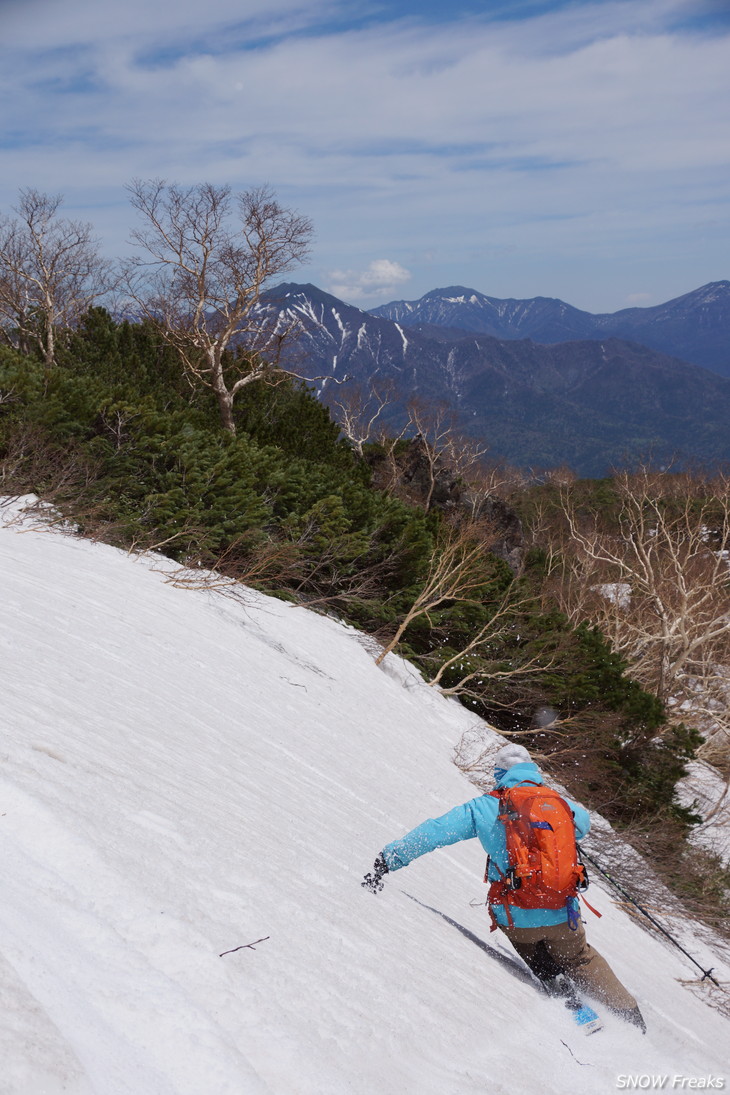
[486,781,587,928]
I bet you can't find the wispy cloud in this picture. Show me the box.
[0,0,327,49]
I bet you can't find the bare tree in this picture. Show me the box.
[0,189,110,368]
[374,515,498,665]
[405,401,490,511]
[354,397,493,512]
[328,379,396,458]
[545,468,730,771]
[153,535,301,598]
[125,179,313,434]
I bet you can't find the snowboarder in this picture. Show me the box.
[362,742,646,1032]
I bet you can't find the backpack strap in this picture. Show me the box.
[484,850,517,930]
[579,892,602,919]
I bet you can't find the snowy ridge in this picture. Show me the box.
[370,285,595,340]
[369,281,730,375]
[1,498,729,1094]
[268,286,411,374]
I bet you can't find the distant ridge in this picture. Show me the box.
[370,281,730,377]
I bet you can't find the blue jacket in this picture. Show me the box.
[382,762,590,928]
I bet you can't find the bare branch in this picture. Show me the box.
[374,515,500,665]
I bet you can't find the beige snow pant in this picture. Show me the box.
[501,920,637,1012]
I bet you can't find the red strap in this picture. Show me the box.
[487,878,515,929]
[580,892,602,919]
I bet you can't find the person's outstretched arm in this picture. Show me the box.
[362,801,480,893]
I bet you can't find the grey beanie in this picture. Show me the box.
[493,743,532,771]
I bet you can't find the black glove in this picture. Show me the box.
[361,853,389,894]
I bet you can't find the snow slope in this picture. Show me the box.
[1,499,728,1095]
[677,760,730,866]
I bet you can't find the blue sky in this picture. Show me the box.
[1,0,728,311]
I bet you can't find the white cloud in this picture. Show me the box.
[327,259,412,302]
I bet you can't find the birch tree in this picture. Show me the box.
[125,180,313,434]
[423,584,544,696]
[328,379,395,458]
[0,189,109,368]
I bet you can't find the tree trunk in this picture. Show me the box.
[209,350,237,435]
[216,387,236,435]
[44,319,55,371]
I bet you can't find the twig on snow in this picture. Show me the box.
[219,936,270,957]
[560,1040,592,1067]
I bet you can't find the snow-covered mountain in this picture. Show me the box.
[1,497,729,1094]
[263,283,730,476]
[370,286,598,344]
[371,281,730,377]
[267,282,428,384]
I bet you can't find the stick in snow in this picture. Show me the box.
[560,1040,591,1067]
[219,937,270,957]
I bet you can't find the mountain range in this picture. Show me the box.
[263,281,730,476]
